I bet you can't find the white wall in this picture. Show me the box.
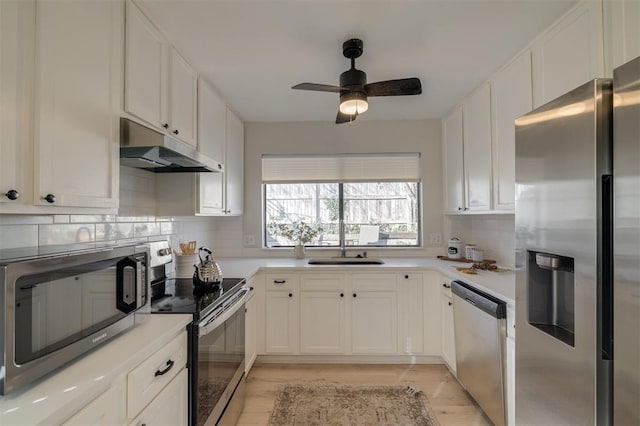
[446,215,515,267]
[213,119,445,258]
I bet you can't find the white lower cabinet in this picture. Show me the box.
[63,382,124,426]
[299,274,347,354]
[258,271,454,361]
[265,274,299,354]
[440,280,456,373]
[129,368,188,426]
[351,274,397,354]
[245,285,257,372]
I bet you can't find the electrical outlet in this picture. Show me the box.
[429,233,442,245]
[243,234,255,246]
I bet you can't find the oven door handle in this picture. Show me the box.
[199,288,249,337]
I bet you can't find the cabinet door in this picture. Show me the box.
[63,385,121,426]
[170,49,197,147]
[506,336,515,426]
[351,291,397,354]
[605,0,640,73]
[443,107,465,213]
[224,107,244,215]
[265,291,297,353]
[245,290,257,372]
[422,272,442,356]
[491,51,533,211]
[124,0,165,130]
[463,83,492,211]
[0,0,34,207]
[398,273,423,354]
[299,273,346,354]
[35,0,121,209]
[441,293,456,373]
[196,80,226,214]
[129,368,188,426]
[532,2,604,107]
[198,78,226,163]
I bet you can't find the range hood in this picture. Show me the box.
[120,118,223,173]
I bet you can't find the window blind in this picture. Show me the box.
[261,153,420,183]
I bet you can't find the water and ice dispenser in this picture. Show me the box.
[527,251,575,347]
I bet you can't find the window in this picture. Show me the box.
[262,153,421,248]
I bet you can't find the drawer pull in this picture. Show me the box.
[273,280,286,284]
[448,301,452,306]
[442,283,451,288]
[154,359,175,377]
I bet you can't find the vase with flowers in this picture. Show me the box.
[268,221,323,259]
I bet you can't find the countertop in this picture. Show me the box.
[216,257,515,305]
[0,313,192,426]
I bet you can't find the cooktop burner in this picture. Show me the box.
[151,277,245,320]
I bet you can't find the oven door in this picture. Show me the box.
[197,292,247,426]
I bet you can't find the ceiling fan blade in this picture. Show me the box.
[364,78,422,97]
[336,110,356,124]
[292,83,343,93]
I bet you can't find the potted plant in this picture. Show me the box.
[268,221,322,259]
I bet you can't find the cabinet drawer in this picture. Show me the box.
[265,273,299,291]
[129,368,188,426]
[351,273,397,291]
[127,331,188,419]
[300,273,345,291]
[441,278,453,298]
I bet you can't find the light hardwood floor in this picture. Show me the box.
[237,364,492,425]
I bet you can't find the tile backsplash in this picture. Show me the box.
[0,167,217,252]
[447,214,515,267]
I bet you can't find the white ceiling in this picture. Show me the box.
[139,0,577,123]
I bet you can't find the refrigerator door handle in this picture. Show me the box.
[601,174,614,361]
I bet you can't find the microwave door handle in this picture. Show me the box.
[136,260,143,308]
[116,257,137,314]
[199,288,249,337]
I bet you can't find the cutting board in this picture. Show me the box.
[437,256,496,264]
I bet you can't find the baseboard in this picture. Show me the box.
[254,354,444,364]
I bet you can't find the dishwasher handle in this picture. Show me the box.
[451,280,506,319]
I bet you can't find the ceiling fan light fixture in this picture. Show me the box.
[339,92,369,115]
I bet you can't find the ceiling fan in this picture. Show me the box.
[292,38,422,124]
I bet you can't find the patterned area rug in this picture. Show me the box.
[268,384,441,426]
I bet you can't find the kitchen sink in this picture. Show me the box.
[307,258,385,265]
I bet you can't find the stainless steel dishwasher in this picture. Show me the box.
[452,280,507,426]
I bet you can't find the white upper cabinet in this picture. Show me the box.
[604,0,640,74]
[491,50,533,211]
[35,0,121,209]
[169,49,197,147]
[0,0,34,207]
[462,83,492,211]
[197,78,226,214]
[124,0,164,130]
[443,107,465,213]
[125,0,197,147]
[224,107,244,215]
[531,1,604,107]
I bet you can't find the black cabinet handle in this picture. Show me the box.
[442,283,451,289]
[162,123,169,129]
[173,129,179,135]
[340,293,344,298]
[5,189,19,200]
[218,164,223,170]
[250,286,254,291]
[288,293,292,298]
[43,194,56,204]
[458,206,462,211]
[154,359,174,377]
[274,280,286,284]
[404,275,409,279]
[448,301,452,306]
[353,293,357,298]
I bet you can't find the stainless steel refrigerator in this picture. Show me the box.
[515,55,640,425]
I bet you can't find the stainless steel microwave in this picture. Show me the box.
[0,244,148,395]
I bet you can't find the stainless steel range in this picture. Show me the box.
[147,241,247,426]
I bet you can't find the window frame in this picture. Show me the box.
[262,181,422,249]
